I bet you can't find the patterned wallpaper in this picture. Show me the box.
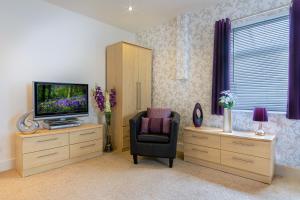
[136,0,300,168]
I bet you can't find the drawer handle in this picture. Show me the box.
[80,144,96,149]
[232,156,254,164]
[37,138,58,143]
[232,141,255,147]
[80,132,95,136]
[192,148,208,154]
[192,135,208,140]
[37,152,58,158]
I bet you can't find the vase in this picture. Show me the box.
[193,103,203,127]
[223,108,232,133]
[104,112,113,152]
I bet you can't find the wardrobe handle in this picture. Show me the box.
[136,82,139,110]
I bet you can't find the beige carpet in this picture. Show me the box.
[0,152,299,200]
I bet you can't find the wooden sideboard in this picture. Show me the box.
[16,124,103,177]
[184,126,276,184]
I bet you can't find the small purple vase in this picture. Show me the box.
[193,103,203,127]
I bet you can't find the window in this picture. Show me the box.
[231,15,289,112]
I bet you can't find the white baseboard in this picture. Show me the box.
[0,158,15,173]
[1,156,299,179]
[275,164,300,179]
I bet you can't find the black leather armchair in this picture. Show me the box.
[129,111,180,168]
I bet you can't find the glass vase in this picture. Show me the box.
[104,112,113,152]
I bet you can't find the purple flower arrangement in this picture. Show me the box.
[93,86,116,152]
[93,86,116,113]
[38,96,87,114]
[94,86,105,112]
[109,89,116,108]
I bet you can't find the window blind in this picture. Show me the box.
[231,15,289,112]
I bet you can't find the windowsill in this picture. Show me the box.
[232,109,286,115]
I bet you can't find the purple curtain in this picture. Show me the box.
[211,18,231,115]
[287,0,300,119]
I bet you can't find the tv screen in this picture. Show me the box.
[33,82,89,119]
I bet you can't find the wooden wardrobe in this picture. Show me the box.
[106,42,152,152]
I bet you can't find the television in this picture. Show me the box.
[33,82,89,120]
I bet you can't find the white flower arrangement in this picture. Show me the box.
[218,90,236,109]
[104,91,111,113]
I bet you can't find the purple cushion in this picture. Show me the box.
[162,118,171,135]
[140,117,171,135]
[149,118,163,134]
[147,108,171,118]
[140,117,149,134]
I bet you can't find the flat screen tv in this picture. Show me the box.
[33,82,89,120]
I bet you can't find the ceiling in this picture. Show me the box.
[46,0,219,33]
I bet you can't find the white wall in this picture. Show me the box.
[0,0,135,172]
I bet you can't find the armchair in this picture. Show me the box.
[129,111,180,168]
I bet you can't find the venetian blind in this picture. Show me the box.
[231,15,289,112]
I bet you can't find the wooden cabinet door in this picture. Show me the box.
[106,43,123,151]
[138,48,152,112]
[122,44,139,126]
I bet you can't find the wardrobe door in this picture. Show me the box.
[122,44,139,126]
[138,47,152,112]
[106,43,123,151]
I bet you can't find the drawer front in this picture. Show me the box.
[184,143,220,164]
[23,146,69,169]
[70,140,102,158]
[221,150,271,176]
[221,136,271,158]
[184,130,220,149]
[23,134,69,153]
[70,128,102,144]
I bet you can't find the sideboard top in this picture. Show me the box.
[184,126,276,142]
[16,123,103,138]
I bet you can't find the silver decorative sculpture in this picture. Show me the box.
[17,111,40,133]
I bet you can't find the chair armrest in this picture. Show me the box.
[129,111,147,153]
[129,111,147,136]
[169,111,180,148]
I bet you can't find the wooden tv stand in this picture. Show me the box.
[16,124,103,177]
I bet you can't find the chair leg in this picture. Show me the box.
[169,158,174,168]
[133,155,138,164]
